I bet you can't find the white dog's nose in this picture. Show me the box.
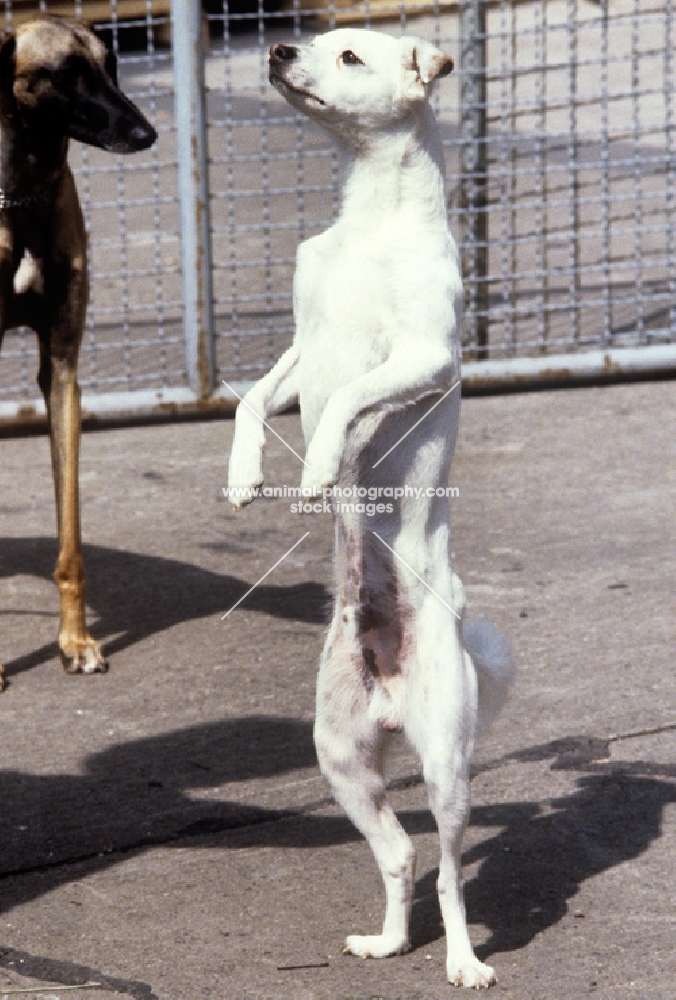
[269,42,298,64]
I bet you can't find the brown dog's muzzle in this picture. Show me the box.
[68,86,157,153]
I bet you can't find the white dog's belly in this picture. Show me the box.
[333,500,454,733]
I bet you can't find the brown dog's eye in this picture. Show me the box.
[340,50,363,66]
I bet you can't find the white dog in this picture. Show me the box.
[227,29,514,989]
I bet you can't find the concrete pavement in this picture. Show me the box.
[0,379,674,999]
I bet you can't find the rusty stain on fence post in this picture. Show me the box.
[171,0,215,398]
[459,0,488,359]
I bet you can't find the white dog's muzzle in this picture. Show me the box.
[268,42,327,107]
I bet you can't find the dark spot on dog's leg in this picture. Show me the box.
[357,605,390,635]
[363,647,378,677]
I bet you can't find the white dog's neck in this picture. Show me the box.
[337,105,447,227]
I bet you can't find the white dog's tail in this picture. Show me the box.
[462,620,515,740]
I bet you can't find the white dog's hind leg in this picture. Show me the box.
[411,614,497,989]
[315,644,415,958]
[430,765,496,989]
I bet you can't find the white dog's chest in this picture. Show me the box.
[294,222,459,433]
[297,229,397,347]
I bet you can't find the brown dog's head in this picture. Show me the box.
[0,14,156,153]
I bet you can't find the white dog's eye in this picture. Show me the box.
[340,50,364,66]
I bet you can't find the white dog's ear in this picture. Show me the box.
[401,37,454,98]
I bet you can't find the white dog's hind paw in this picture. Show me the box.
[343,933,410,959]
[447,956,496,989]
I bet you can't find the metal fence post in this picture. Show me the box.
[171,0,215,398]
[459,0,488,359]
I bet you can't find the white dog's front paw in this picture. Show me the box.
[227,400,267,509]
[301,430,344,495]
[343,933,410,959]
[300,461,337,497]
[447,955,496,989]
[227,481,262,510]
[227,453,263,509]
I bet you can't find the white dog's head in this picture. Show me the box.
[268,29,453,135]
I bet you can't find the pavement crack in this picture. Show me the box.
[474,727,676,776]
[607,722,676,743]
[3,729,673,886]
[0,946,157,1000]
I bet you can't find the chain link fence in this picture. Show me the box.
[0,0,674,426]
[475,0,675,360]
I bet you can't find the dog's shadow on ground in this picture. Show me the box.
[1,547,674,967]
[1,713,674,968]
[408,745,676,958]
[0,536,329,680]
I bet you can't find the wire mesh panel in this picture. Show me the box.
[0,0,673,419]
[479,0,675,358]
[0,0,181,402]
[207,0,676,379]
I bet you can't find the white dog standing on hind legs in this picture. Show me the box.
[227,28,515,990]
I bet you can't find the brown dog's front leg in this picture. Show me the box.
[40,345,107,675]
[0,238,12,690]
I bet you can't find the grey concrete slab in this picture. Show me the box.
[0,380,674,999]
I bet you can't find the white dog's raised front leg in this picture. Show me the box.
[228,344,299,508]
[315,648,416,959]
[301,344,457,493]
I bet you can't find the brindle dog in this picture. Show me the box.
[0,15,156,690]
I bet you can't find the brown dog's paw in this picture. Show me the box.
[60,639,108,676]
